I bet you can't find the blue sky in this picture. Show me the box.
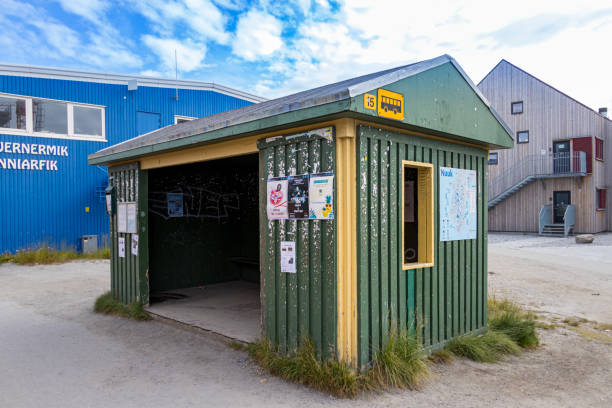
[1,0,611,110]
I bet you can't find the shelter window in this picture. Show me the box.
[488,152,498,165]
[511,101,523,114]
[175,115,196,124]
[596,189,606,210]
[595,138,604,161]
[0,92,105,142]
[0,95,26,130]
[402,161,434,270]
[517,130,529,144]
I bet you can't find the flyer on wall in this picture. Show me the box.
[308,172,334,219]
[280,241,296,273]
[131,234,139,256]
[266,176,288,220]
[118,237,125,258]
[288,174,309,219]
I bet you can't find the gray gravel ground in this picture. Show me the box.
[1,240,611,407]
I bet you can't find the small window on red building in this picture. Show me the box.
[597,189,606,210]
[595,138,604,161]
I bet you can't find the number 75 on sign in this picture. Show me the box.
[364,93,376,110]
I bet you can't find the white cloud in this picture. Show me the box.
[56,0,109,24]
[131,0,230,44]
[232,10,283,61]
[142,36,208,73]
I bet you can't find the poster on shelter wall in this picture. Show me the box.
[117,203,128,233]
[167,193,183,217]
[118,237,125,258]
[266,177,288,220]
[309,172,334,220]
[131,234,139,256]
[439,167,477,241]
[288,174,309,219]
[280,241,296,273]
[126,203,138,233]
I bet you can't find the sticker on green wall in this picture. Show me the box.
[288,174,309,219]
[280,241,296,273]
[267,176,288,220]
[309,172,334,219]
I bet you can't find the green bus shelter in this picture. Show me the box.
[89,54,513,368]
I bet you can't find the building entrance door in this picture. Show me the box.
[553,191,570,224]
[553,141,570,173]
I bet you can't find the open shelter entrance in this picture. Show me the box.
[146,153,260,342]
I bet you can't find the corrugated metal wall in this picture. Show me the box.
[258,132,337,359]
[0,74,252,253]
[109,163,149,304]
[356,125,488,366]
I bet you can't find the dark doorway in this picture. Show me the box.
[146,154,260,342]
[553,141,570,174]
[553,191,571,223]
[404,167,418,263]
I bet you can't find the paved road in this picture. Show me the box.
[1,257,610,407]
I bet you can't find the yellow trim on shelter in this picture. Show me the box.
[335,118,358,366]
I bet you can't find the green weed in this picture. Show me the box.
[0,245,110,265]
[94,292,151,321]
[488,298,540,349]
[445,331,521,363]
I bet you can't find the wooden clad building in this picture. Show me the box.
[89,55,513,368]
[479,60,612,235]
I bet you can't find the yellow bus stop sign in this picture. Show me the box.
[377,89,404,121]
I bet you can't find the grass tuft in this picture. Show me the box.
[445,331,521,363]
[366,331,430,390]
[94,291,151,321]
[428,349,454,364]
[535,322,557,330]
[246,332,429,398]
[1,246,110,265]
[488,298,540,349]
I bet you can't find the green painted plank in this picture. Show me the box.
[357,128,371,366]
[398,143,407,334]
[465,155,473,333]
[476,156,484,328]
[458,154,465,335]
[422,147,431,346]
[320,137,336,359]
[444,152,452,341]
[263,147,277,344]
[380,137,390,347]
[308,139,322,357]
[297,141,310,346]
[369,137,380,353]
[471,155,478,332]
[286,143,299,353]
[431,148,439,345]
[275,144,288,353]
[388,140,398,334]
[483,156,489,328]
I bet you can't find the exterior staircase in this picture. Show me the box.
[488,176,535,209]
[540,223,565,237]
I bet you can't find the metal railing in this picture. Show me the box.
[564,204,575,237]
[489,151,587,199]
[538,205,551,234]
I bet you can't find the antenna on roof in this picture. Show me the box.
[174,49,179,101]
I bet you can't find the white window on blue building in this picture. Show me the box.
[0,93,105,141]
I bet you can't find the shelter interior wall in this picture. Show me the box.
[148,155,259,293]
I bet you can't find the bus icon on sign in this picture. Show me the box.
[380,95,402,114]
[377,89,404,121]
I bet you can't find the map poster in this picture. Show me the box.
[118,237,125,258]
[267,177,288,220]
[280,241,296,273]
[439,167,477,241]
[167,193,184,217]
[309,172,334,220]
[288,174,309,219]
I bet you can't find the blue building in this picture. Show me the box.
[0,64,264,254]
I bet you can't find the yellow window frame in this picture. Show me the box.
[401,160,434,270]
